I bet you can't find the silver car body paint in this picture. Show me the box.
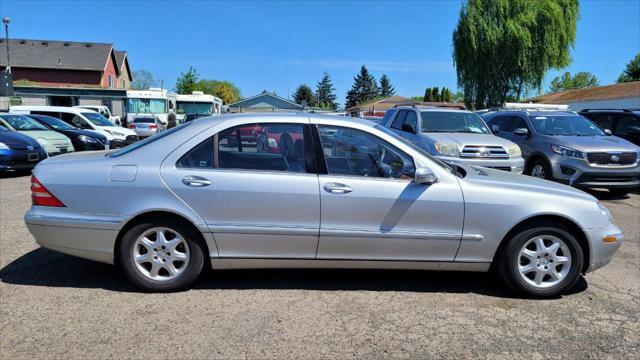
[24,113,622,273]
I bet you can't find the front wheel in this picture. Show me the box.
[119,218,205,292]
[527,158,552,180]
[497,225,583,298]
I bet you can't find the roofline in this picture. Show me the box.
[2,38,114,46]
[227,92,302,108]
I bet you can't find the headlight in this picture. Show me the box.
[36,138,48,146]
[0,142,9,150]
[113,131,124,137]
[434,143,460,157]
[507,144,522,157]
[551,144,584,159]
[77,135,97,143]
[598,203,613,223]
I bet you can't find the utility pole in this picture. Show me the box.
[2,17,10,74]
[1,16,14,99]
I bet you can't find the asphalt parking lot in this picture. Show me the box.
[1,174,638,358]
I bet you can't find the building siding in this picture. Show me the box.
[8,67,102,87]
[101,55,118,88]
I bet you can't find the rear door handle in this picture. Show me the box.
[182,175,211,187]
[324,182,352,194]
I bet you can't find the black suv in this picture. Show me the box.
[579,109,640,146]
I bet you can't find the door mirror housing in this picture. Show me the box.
[491,124,500,134]
[626,126,640,135]
[513,128,529,136]
[401,123,416,133]
[603,128,612,136]
[415,167,437,185]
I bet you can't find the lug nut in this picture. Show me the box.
[154,256,158,260]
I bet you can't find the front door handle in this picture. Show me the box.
[324,182,352,194]
[182,175,211,187]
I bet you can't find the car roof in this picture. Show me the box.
[187,112,377,129]
[391,106,473,114]
[10,105,98,114]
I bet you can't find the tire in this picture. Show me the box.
[119,217,205,292]
[497,224,583,298]
[609,189,629,196]
[527,158,552,180]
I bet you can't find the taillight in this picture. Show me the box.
[31,176,65,207]
[129,124,136,129]
[149,124,157,129]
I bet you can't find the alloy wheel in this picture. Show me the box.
[531,164,546,178]
[517,235,572,289]
[132,227,190,281]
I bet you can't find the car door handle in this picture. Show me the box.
[182,175,211,187]
[324,183,352,194]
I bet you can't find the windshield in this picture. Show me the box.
[0,115,49,131]
[176,101,213,115]
[82,112,114,127]
[34,115,75,130]
[110,122,192,157]
[127,98,167,114]
[529,115,605,136]
[421,111,491,134]
[375,125,454,174]
[0,125,8,131]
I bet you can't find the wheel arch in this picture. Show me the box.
[114,210,212,269]
[492,214,590,274]
[524,152,550,174]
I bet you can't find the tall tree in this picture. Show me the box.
[617,53,640,83]
[176,66,199,94]
[292,85,315,107]
[195,79,241,104]
[345,65,379,108]
[131,69,155,90]
[379,74,395,97]
[549,71,599,93]
[453,0,579,109]
[315,71,338,110]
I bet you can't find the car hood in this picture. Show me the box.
[422,132,516,148]
[460,165,596,202]
[0,131,42,150]
[18,130,70,142]
[72,129,108,141]
[544,135,640,152]
[99,126,137,137]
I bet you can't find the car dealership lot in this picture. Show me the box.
[1,174,638,358]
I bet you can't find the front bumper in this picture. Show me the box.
[584,223,623,273]
[438,155,525,173]
[0,148,47,170]
[549,156,640,189]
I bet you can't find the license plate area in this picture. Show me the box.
[27,152,39,161]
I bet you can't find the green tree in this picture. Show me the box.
[617,53,640,83]
[549,71,599,93]
[292,84,316,107]
[379,74,395,97]
[131,69,155,90]
[315,71,338,110]
[453,0,579,109]
[345,65,379,108]
[176,66,199,94]
[410,96,424,101]
[195,79,241,104]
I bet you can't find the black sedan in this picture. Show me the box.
[26,114,109,151]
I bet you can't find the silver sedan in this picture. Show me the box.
[24,114,623,297]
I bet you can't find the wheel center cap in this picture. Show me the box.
[157,249,167,258]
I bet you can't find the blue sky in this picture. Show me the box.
[1,0,639,105]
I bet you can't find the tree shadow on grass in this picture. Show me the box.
[0,247,587,299]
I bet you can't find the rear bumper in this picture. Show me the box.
[584,223,624,273]
[134,129,158,138]
[439,156,525,173]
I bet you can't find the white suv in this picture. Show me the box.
[74,105,122,126]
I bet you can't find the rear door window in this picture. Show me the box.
[391,110,408,130]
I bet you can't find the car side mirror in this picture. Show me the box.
[491,124,500,134]
[401,123,416,133]
[626,126,640,135]
[603,129,612,136]
[415,167,437,185]
[513,128,529,136]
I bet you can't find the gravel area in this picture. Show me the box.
[1,174,639,358]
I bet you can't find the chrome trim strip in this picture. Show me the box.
[208,223,319,236]
[461,234,484,241]
[211,258,491,272]
[321,227,462,240]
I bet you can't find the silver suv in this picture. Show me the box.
[382,106,525,172]
[482,110,640,195]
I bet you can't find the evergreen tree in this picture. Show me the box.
[176,66,199,94]
[345,65,379,108]
[379,74,395,97]
[315,71,338,110]
[292,84,315,107]
[617,53,640,83]
[431,86,440,102]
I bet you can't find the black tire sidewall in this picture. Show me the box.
[529,158,552,180]
[500,226,583,298]
[119,218,205,292]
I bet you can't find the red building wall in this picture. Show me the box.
[7,67,102,87]
[101,55,118,88]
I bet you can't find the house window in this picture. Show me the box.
[108,75,114,89]
[121,79,125,89]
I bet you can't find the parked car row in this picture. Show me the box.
[1,105,140,172]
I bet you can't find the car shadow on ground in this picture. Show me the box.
[585,188,638,201]
[0,248,587,299]
[0,171,31,179]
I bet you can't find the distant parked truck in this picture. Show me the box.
[175,91,222,123]
[126,88,174,127]
[73,105,122,127]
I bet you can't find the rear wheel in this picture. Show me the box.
[527,158,551,180]
[497,225,583,298]
[119,217,205,292]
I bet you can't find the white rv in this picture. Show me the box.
[125,88,173,126]
[175,91,223,123]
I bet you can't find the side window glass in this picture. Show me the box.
[382,110,396,126]
[594,114,614,130]
[511,116,528,131]
[218,123,306,173]
[617,116,639,134]
[391,110,407,130]
[177,137,214,168]
[318,125,415,179]
[402,111,417,133]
